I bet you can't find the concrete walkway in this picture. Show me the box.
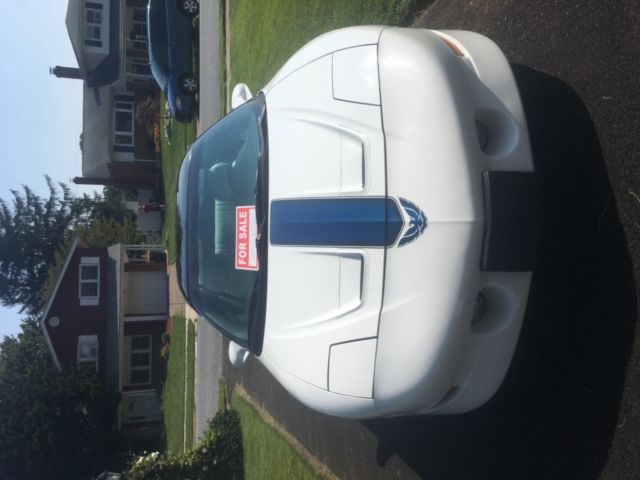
[167,263,187,317]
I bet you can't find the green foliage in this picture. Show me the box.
[0,177,140,315]
[128,409,244,480]
[78,217,146,248]
[0,177,88,314]
[93,186,138,223]
[0,319,120,480]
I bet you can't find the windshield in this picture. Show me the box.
[176,96,268,350]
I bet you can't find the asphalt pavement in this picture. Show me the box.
[224,1,640,479]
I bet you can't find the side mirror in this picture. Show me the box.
[231,83,253,109]
[228,341,250,368]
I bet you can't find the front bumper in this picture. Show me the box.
[373,28,535,415]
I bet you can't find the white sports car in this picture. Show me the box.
[176,27,538,417]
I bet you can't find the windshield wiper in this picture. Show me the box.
[248,101,268,355]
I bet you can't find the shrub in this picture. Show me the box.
[136,96,160,136]
[127,410,244,480]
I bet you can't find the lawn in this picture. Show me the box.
[229,0,425,93]
[232,387,330,480]
[162,315,196,453]
[159,97,197,264]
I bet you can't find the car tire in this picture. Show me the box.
[178,0,199,17]
[180,75,199,94]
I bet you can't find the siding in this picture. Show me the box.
[44,248,110,384]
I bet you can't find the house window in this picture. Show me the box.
[79,257,100,306]
[77,335,99,370]
[114,99,135,148]
[84,3,104,48]
[87,9,102,26]
[129,335,152,385]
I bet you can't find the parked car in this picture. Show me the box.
[147,0,199,122]
[176,27,539,418]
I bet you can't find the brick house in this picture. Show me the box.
[39,238,168,434]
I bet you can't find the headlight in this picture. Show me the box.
[332,45,380,105]
[175,96,183,110]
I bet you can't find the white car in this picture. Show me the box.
[176,27,538,418]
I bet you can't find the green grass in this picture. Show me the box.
[185,320,196,449]
[159,97,197,264]
[232,391,328,480]
[162,315,196,453]
[229,0,420,93]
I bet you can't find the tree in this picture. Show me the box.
[0,177,92,314]
[0,318,120,480]
[90,186,138,224]
[0,178,142,315]
[78,216,146,248]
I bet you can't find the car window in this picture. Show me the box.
[147,0,169,87]
[178,97,266,345]
[147,0,167,44]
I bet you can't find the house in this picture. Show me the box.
[52,0,160,190]
[39,238,169,435]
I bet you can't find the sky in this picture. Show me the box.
[0,1,99,340]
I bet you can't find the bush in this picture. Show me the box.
[136,96,160,136]
[127,410,244,480]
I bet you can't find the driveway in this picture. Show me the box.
[224,1,640,479]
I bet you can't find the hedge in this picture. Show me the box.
[127,409,244,480]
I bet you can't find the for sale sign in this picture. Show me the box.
[235,206,259,271]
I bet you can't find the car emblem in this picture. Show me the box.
[398,198,428,246]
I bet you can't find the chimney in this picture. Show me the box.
[50,66,82,80]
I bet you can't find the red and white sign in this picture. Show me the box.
[235,206,259,271]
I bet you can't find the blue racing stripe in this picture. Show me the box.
[270,198,403,247]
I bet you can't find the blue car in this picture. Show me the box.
[147,0,199,122]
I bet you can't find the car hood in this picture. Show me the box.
[259,50,388,393]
